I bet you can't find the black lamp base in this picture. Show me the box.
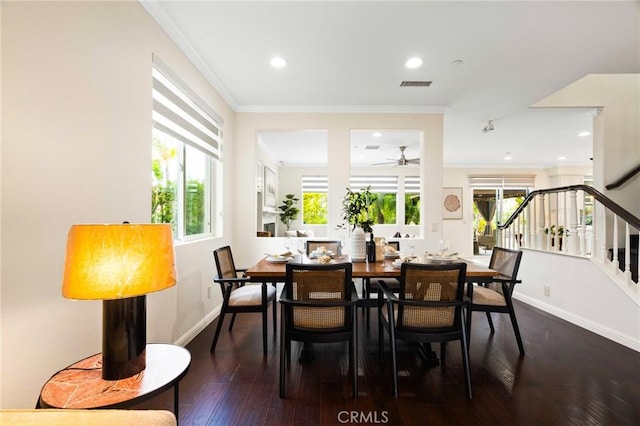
[102,295,146,380]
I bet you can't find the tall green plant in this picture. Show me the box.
[278,194,300,231]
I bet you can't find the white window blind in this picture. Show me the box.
[405,176,420,193]
[468,174,535,189]
[350,176,398,193]
[302,176,328,193]
[152,55,223,159]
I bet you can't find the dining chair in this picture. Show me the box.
[363,241,400,328]
[210,246,277,356]
[279,262,358,398]
[378,262,472,398]
[468,247,525,355]
[305,240,341,256]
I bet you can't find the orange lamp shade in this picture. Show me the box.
[62,224,177,300]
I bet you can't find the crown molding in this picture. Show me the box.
[236,105,450,114]
[140,1,239,110]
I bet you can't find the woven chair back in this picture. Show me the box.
[398,264,466,329]
[214,246,241,291]
[286,263,352,329]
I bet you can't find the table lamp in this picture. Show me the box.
[62,223,176,380]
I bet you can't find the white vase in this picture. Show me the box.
[350,226,366,262]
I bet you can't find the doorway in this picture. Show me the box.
[473,188,528,254]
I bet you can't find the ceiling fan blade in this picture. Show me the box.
[372,161,398,166]
[407,158,420,164]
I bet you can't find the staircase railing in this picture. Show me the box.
[606,164,640,190]
[497,184,639,285]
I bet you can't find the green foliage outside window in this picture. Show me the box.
[405,194,420,225]
[152,138,177,232]
[370,193,396,224]
[303,193,328,224]
[185,180,205,235]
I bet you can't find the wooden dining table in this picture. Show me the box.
[244,254,497,363]
[244,254,497,282]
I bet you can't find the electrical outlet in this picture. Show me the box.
[207,286,213,299]
[544,285,550,297]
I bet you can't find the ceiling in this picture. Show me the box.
[144,1,639,168]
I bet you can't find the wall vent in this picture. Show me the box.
[400,81,432,87]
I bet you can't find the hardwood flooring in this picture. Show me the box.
[132,300,640,425]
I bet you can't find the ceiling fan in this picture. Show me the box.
[373,146,419,166]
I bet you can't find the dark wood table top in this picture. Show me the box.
[39,343,191,409]
[245,255,496,281]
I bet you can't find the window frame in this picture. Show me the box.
[152,55,223,241]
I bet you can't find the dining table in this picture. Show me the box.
[245,253,497,363]
[245,253,498,363]
[244,253,497,283]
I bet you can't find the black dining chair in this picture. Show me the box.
[305,240,341,256]
[378,262,472,398]
[210,246,277,356]
[467,247,525,355]
[279,262,358,398]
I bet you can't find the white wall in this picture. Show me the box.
[1,2,235,407]
[515,250,640,351]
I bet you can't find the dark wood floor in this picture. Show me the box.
[133,299,640,425]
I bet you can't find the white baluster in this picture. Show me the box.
[624,223,631,281]
[612,215,619,273]
[569,190,578,255]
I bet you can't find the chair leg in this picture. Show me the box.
[460,318,473,399]
[210,305,227,352]
[507,305,525,356]
[279,305,286,398]
[262,306,268,356]
[228,313,237,331]
[272,298,277,337]
[486,312,495,333]
[388,304,398,398]
[364,278,371,330]
[378,310,384,360]
[440,341,447,366]
[351,308,358,398]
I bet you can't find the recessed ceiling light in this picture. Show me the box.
[372,131,382,138]
[270,56,287,68]
[405,57,423,69]
[558,156,567,160]
[504,152,513,161]
[578,131,591,137]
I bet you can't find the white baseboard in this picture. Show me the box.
[514,293,640,352]
[173,306,221,347]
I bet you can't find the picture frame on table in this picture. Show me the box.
[264,166,276,209]
[442,187,463,220]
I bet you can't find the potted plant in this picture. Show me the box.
[339,186,377,261]
[544,225,568,249]
[278,193,299,231]
[338,186,377,232]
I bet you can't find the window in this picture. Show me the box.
[302,176,328,224]
[405,176,420,225]
[350,176,398,224]
[151,56,223,240]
